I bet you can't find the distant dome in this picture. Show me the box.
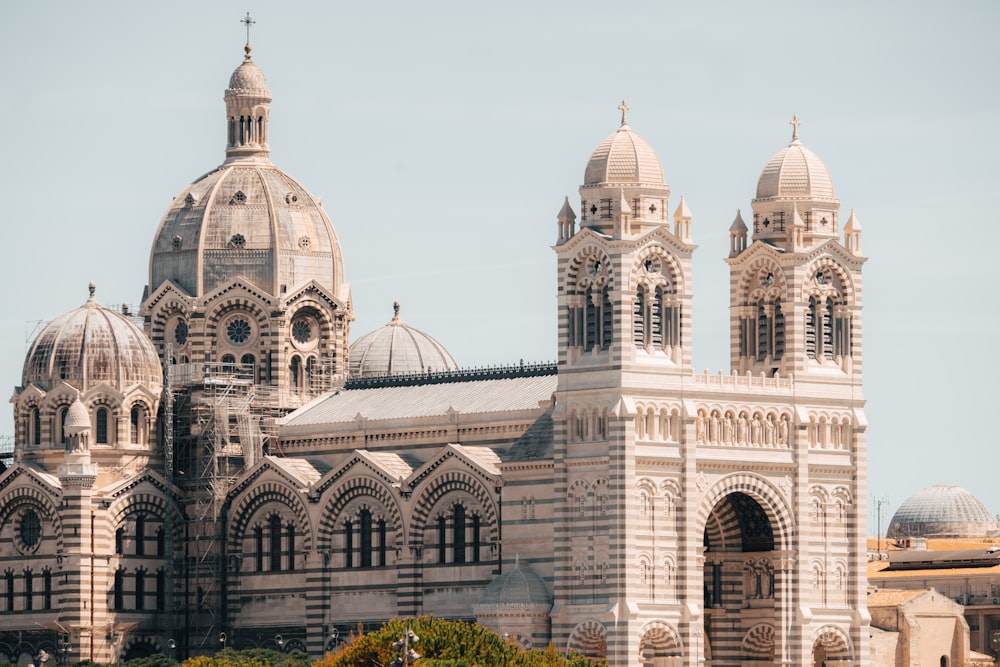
[584,105,664,186]
[477,562,551,609]
[887,485,996,539]
[755,137,835,201]
[23,284,163,394]
[349,303,458,378]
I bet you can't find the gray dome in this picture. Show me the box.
[887,485,996,539]
[23,284,163,394]
[349,303,458,378]
[477,562,550,609]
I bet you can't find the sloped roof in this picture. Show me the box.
[281,374,556,427]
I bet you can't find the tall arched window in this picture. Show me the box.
[222,354,236,374]
[156,528,165,557]
[344,521,354,568]
[43,570,52,610]
[377,519,387,567]
[135,515,146,556]
[31,408,41,446]
[130,406,141,444]
[241,353,255,381]
[96,408,109,444]
[255,526,264,572]
[135,570,145,610]
[285,524,295,571]
[633,285,647,347]
[23,570,33,610]
[806,297,818,359]
[823,298,835,360]
[438,516,447,564]
[5,572,13,611]
[453,505,466,564]
[773,299,785,360]
[471,514,481,563]
[113,569,124,610]
[306,357,316,390]
[360,510,372,568]
[585,286,612,351]
[269,515,281,572]
[290,356,302,389]
[115,527,124,555]
[58,406,68,445]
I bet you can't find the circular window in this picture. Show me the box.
[227,318,252,345]
[18,510,41,553]
[174,320,189,346]
[290,315,318,350]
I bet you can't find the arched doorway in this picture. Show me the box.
[703,490,781,665]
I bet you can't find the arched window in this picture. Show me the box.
[156,528,165,557]
[254,526,264,572]
[269,515,281,572]
[5,572,13,611]
[290,356,302,389]
[58,406,68,445]
[453,505,466,564]
[23,570,33,610]
[437,516,447,564]
[377,519,387,567]
[135,570,145,610]
[113,569,124,610]
[222,354,236,374]
[130,406,141,444]
[306,357,316,390]
[115,527,124,555]
[773,299,785,360]
[471,514,481,563]
[344,521,353,568]
[135,515,146,556]
[31,408,41,446]
[241,353,255,381]
[585,286,612,351]
[360,510,372,568]
[633,285,647,347]
[806,297,818,359]
[96,408,109,444]
[285,523,295,571]
[756,301,769,361]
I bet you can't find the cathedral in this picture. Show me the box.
[1,34,871,667]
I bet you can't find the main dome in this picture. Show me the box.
[755,138,835,201]
[348,303,458,378]
[887,485,996,539]
[584,110,664,186]
[146,48,346,300]
[23,284,163,394]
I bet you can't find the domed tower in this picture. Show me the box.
[140,39,352,409]
[551,104,694,662]
[14,283,164,474]
[887,485,998,539]
[727,117,865,379]
[348,302,458,378]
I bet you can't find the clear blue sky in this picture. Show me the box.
[1,1,997,533]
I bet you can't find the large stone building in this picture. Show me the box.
[1,36,872,667]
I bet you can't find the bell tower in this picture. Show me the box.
[727,117,865,381]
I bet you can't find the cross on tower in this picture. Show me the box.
[618,99,630,127]
[789,114,801,141]
[241,12,256,60]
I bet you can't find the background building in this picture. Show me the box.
[1,40,871,667]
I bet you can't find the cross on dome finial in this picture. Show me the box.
[241,12,256,60]
[789,114,801,142]
[618,99,630,127]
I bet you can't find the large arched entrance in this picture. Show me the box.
[702,490,782,665]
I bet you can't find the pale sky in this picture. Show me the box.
[1,1,997,533]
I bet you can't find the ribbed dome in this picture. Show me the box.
[23,284,163,394]
[348,303,458,378]
[755,139,835,201]
[887,485,996,539]
[227,54,270,96]
[584,125,664,186]
[477,562,550,608]
[64,397,91,433]
[148,163,346,299]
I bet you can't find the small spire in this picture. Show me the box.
[729,208,747,232]
[618,189,632,214]
[845,208,862,231]
[557,196,576,222]
[792,202,805,227]
[241,12,256,61]
[673,195,691,221]
[618,99,630,128]
[789,114,801,142]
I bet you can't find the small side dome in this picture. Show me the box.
[348,302,458,378]
[584,101,664,186]
[755,118,835,201]
[64,397,91,434]
[887,484,996,539]
[23,284,164,394]
[477,562,551,609]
